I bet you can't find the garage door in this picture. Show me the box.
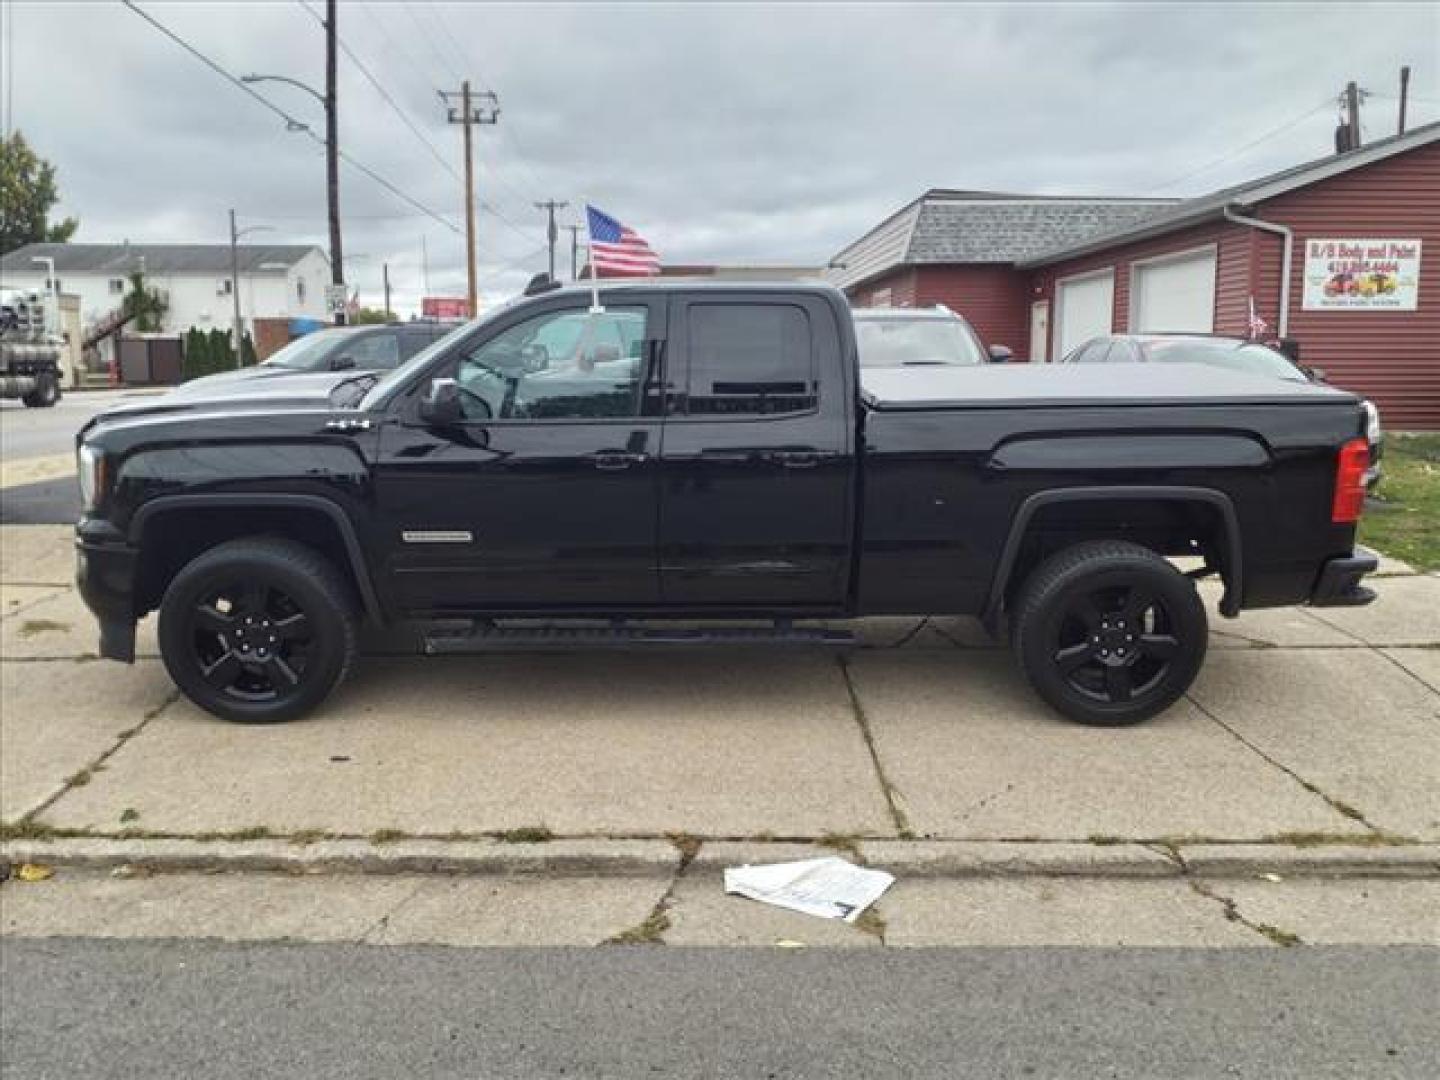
[1053,270,1114,360]
[1131,248,1216,333]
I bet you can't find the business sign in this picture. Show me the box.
[422,297,469,319]
[1301,238,1421,311]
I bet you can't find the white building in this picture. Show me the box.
[0,242,330,340]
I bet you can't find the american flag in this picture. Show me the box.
[586,205,661,277]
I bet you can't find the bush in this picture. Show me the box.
[181,327,257,380]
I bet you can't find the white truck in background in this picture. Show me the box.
[0,287,64,407]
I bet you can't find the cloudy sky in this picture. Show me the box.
[5,1,1437,314]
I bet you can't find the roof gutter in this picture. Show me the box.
[1222,205,1292,337]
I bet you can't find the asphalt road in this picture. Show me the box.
[2,939,1435,1078]
[0,389,150,462]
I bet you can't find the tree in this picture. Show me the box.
[0,132,79,254]
[121,271,169,332]
[350,306,390,325]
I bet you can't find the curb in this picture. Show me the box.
[0,838,681,878]
[4,837,1437,880]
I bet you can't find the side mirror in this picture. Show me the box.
[331,354,356,371]
[1306,366,1328,383]
[988,344,1014,364]
[419,377,462,425]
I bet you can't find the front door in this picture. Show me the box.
[656,294,854,607]
[1029,300,1050,362]
[374,299,665,613]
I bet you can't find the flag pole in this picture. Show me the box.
[583,204,605,314]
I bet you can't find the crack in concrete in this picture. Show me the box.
[1187,878,1302,947]
[1185,691,1383,835]
[357,879,429,945]
[18,687,182,825]
[836,655,913,838]
[604,845,692,946]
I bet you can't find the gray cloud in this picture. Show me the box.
[6,1,1436,313]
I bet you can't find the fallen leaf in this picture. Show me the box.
[17,863,54,882]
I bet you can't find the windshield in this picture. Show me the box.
[854,316,985,367]
[1144,339,1307,382]
[262,331,347,371]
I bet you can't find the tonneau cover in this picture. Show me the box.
[860,363,1356,411]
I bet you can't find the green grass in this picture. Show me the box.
[1360,434,1440,571]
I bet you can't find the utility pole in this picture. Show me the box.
[1399,65,1411,136]
[441,82,500,317]
[229,210,272,368]
[534,200,569,281]
[324,0,344,324]
[1344,81,1363,152]
[567,223,581,280]
[382,262,392,322]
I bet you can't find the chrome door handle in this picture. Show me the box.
[592,451,649,471]
[772,451,824,469]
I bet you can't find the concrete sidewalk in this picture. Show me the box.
[3,523,1438,947]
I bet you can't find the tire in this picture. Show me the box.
[158,537,358,723]
[21,372,60,408]
[1011,540,1207,727]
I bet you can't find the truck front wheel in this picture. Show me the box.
[1011,540,1207,727]
[21,373,60,408]
[158,537,358,723]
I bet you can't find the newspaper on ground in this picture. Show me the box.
[723,857,895,923]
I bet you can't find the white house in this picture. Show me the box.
[0,242,330,341]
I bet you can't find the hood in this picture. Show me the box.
[166,365,312,396]
[82,371,378,435]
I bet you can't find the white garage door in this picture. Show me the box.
[1131,248,1217,333]
[1053,270,1115,360]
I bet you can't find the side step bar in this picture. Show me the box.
[422,620,855,654]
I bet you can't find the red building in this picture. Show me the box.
[833,121,1439,429]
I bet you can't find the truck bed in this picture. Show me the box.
[860,363,1353,411]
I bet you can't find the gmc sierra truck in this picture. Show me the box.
[74,280,1377,727]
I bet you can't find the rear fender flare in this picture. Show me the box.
[982,485,1243,625]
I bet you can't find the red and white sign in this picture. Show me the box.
[422,297,469,319]
[1301,238,1421,311]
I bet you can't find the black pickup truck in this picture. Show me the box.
[75,280,1377,727]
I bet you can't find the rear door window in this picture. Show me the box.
[683,303,816,416]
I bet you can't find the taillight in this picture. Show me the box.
[1332,438,1369,523]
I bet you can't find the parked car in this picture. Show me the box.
[76,281,1377,728]
[1062,333,1382,487]
[852,305,1011,367]
[174,321,460,395]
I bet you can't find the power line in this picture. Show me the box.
[420,3,475,86]
[1150,100,1333,192]
[120,0,461,236]
[295,0,459,184]
[402,2,463,84]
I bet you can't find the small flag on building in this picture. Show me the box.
[1247,296,1268,339]
[586,205,661,277]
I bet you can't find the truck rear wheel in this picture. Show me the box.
[21,372,60,408]
[1011,540,1207,726]
[158,537,358,723]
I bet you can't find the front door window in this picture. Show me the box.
[456,306,649,420]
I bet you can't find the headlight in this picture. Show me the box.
[77,443,107,512]
[1361,400,1382,444]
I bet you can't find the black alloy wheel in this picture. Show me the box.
[158,538,357,723]
[1012,540,1207,726]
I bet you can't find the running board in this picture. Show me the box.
[422,621,855,654]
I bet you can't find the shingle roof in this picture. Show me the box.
[0,243,321,277]
[828,193,1175,289]
[1019,119,1440,266]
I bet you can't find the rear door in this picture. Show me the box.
[657,293,854,607]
